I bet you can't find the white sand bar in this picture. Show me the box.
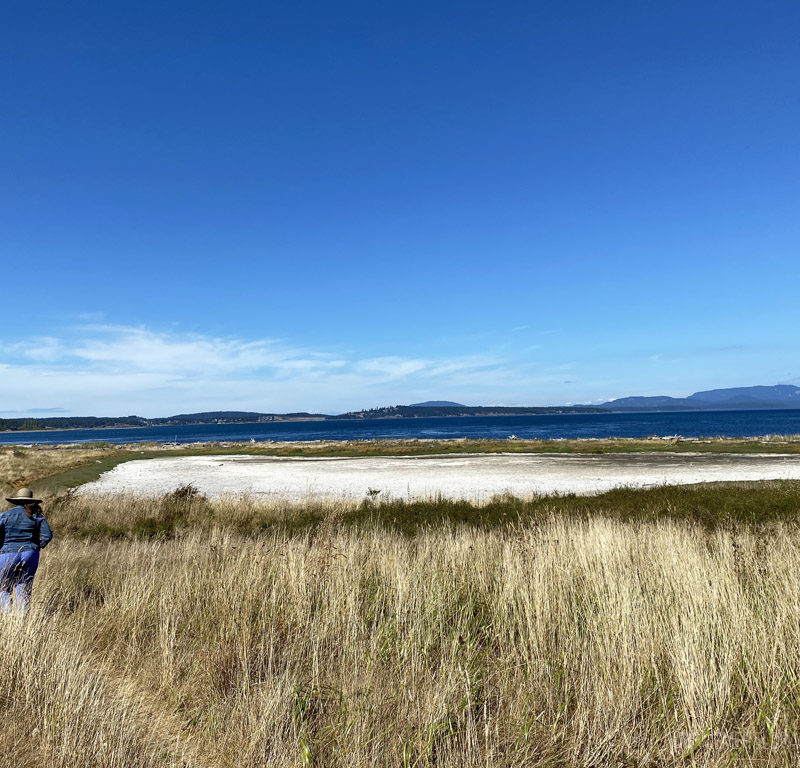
[78,452,800,501]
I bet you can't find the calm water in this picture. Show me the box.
[2,409,800,446]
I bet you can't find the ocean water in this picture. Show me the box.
[2,409,800,446]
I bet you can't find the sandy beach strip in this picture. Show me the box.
[76,452,800,501]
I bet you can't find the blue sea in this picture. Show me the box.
[2,409,800,446]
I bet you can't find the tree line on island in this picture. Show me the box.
[0,405,604,432]
[2,385,798,432]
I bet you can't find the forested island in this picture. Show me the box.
[338,405,604,419]
[3,385,798,431]
[0,405,603,432]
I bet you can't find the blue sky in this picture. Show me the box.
[2,1,799,416]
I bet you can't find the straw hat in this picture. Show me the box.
[5,487,42,505]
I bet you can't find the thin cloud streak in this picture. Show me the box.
[3,324,772,416]
[0,325,541,416]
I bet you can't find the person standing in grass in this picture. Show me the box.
[0,488,53,614]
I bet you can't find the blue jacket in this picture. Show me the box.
[0,506,53,553]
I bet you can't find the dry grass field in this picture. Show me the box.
[3,483,800,767]
[0,444,121,497]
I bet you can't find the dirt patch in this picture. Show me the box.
[77,452,800,501]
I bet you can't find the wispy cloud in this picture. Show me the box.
[0,324,542,415]
[6,321,768,415]
[0,407,71,416]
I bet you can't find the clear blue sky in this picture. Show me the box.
[2,1,799,415]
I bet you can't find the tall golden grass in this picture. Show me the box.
[0,444,119,497]
[4,494,800,767]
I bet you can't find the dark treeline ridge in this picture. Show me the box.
[1,406,603,432]
[0,411,329,431]
[0,412,309,432]
[337,405,605,418]
[0,416,149,432]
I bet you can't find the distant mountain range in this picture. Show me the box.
[408,386,800,413]
[592,384,800,412]
[1,385,798,432]
[401,386,800,414]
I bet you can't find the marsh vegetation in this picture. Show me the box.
[2,478,800,767]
